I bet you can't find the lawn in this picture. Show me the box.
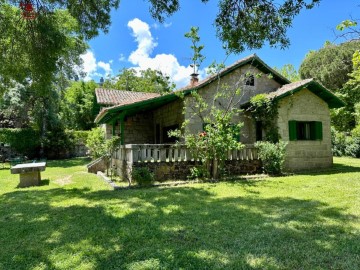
[0,157,359,270]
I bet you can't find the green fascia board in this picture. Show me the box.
[273,81,346,109]
[97,93,180,124]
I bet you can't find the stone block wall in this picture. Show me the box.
[113,159,262,182]
[184,65,281,136]
[277,89,333,171]
[153,99,184,143]
[124,112,154,144]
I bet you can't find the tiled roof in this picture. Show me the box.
[95,88,160,106]
[267,79,314,99]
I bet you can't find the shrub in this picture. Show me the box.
[86,127,106,159]
[66,130,91,145]
[255,141,287,175]
[0,128,40,158]
[132,167,154,186]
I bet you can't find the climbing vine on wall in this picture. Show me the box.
[249,94,280,142]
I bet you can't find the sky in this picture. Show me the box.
[82,0,360,88]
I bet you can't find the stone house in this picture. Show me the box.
[94,54,344,176]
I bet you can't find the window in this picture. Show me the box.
[245,75,255,86]
[288,121,323,141]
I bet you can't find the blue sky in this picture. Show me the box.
[82,0,360,88]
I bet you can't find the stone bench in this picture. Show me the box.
[10,162,47,188]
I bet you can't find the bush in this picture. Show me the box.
[86,127,106,159]
[255,141,287,175]
[66,130,91,145]
[331,127,360,158]
[0,128,40,158]
[132,167,154,186]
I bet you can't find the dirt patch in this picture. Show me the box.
[54,175,73,186]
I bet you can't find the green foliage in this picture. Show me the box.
[273,64,300,82]
[0,128,40,157]
[332,126,360,158]
[132,167,154,186]
[185,26,205,74]
[86,127,106,159]
[145,0,320,53]
[299,41,360,91]
[60,81,98,130]
[66,130,90,145]
[337,19,358,31]
[255,141,287,175]
[104,68,175,94]
[331,50,360,132]
[249,94,280,142]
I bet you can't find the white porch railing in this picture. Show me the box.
[114,144,258,163]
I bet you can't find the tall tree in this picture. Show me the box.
[60,80,99,130]
[273,64,300,82]
[146,0,321,53]
[104,68,175,94]
[299,41,360,91]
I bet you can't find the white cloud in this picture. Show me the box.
[98,61,113,76]
[80,50,113,81]
[80,51,97,80]
[119,53,126,62]
[127,18,202,88]
[164,22,172,28]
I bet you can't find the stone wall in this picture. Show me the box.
[123,112,154,144]
[153,99,184,143]
[277,89,333,171]
[184,64,281,136]
[113,159,262,182]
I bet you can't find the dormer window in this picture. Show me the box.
[245,75,255,86]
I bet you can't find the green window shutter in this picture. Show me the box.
[314,121,323,140]
[288,120,297,141]
[310,122,316,140]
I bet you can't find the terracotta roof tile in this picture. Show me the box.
[95,88,160,106]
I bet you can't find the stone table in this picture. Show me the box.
[10,162,47,187]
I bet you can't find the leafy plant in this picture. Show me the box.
[249,94,280,142]
[86,127,106,159]
[132,167,154,187]
[255,141,287,175]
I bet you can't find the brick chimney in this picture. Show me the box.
[190,73,199,86]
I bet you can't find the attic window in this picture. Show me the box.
[245,75,255,86]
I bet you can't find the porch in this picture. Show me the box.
[111,144,262,181]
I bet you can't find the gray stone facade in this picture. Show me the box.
[277,89,333,171]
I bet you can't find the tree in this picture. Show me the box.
[145,0,321,53]
[170,27,244,180]
[273,64,300,82]
[60,80,99,130]
[299,41,360,91]
[0,4,87,156]
[4,0,120,39]
[104,68,175,94]
[333,51,360,132]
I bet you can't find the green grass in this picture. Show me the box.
[0,157,359,270]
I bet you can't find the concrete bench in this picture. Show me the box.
[10,162,47,187]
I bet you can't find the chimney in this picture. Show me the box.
[190,73,199,86]
[99,77,104,86]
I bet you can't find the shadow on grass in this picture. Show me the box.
[0,186,359,270]
[295,161,360,176]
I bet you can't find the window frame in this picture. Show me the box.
[288,120,323,141]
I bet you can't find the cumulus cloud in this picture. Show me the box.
[127,18,202,88]
[80,50,113,81]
